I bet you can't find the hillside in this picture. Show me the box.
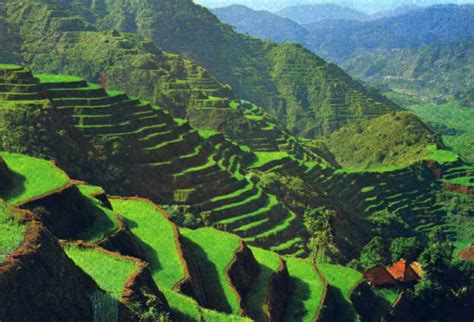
[304,4,474,62]
[275,4,369,24]
[343,40,474,107]
[0,0,399,137]
[327,112,443,169]
[1,64,473,320]
[0,148,370,322]
[212,5,308,43]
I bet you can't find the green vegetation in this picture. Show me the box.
[0,201,25,262]
[318,264,362,322]
[110,198,187,289]
[0,152,69,205]
[64,245,137,300]
[246,247,282,318]
[284,258,324,321]
[407,102,474,162]
[75,185,117,243]
[251,151,289,168]
[36,74,84,83]
[327,112,442,169]
[4,0,396,138]
[373,288,399,306]
[181,227,242,314]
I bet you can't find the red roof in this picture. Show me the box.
[363,267,396,287]
[387,259,420,282]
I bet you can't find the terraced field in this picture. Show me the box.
[182,227,243,314]
[0,65,306,255]
[64,244,138,300]
[284,258,326,322]
[110,198,188,290]
[319,264,362,322]
[0,152,70,206]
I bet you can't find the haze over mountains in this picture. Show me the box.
[213,4,474,102]
[197,0,474,13]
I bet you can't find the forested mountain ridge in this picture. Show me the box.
[2,0,398,137]
[274,4,369,24]
[212,5,308,43]
[304,4,474,63]
[343,39,474,107]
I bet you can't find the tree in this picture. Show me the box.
[303,207,335,263]
[390,237,423,263]
[359,236,389,269]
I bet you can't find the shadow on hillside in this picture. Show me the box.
[121,217,163,273]
[244,264,273,317]
[285,276,311,320]
[329,286,357,322]
[182,236,233,314]
[0,170,26,202]
[75,198,116,241]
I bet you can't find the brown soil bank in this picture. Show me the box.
[0,218,96,322]
[22,185,95,238]
[459,246,474,261]
[227,241,261,314]
[444,182,473,195]
[261,258,292,322]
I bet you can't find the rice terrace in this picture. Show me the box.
[0,0,472,321]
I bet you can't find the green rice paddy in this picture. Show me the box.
[284,258,325,322]
[251,151,289,168]
[64,245,137,300]
[110,198,187,289]
[181,227,242,314]
[318,264,362,322]
[0,152,69,205]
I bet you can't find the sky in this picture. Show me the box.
[194,0,474,13]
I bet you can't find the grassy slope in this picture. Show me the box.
[181,227,242,315]
[406,102,474,163]
[7,0,397,138]
[0,201,25,262]
[328,112,448,170]
[64,245,137,300]
[284,258,325,322]
[318,264,362,322]
[109,198,187,289]
[0,152,69,205]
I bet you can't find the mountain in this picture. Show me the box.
[343,39,474,107]
[371,5,421,19]
[195,0,473,13]
[1,0,474,319]
[8,0,396,138]
[327,112,443,169]
[275,4,369,24]
[212,5,308,43]
[304,4,474,62]
[1,65,473,321]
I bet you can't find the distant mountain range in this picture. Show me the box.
[212,5,308,42]
[213,4,474,106]
[199,0,473,13]
[274,4,369,24]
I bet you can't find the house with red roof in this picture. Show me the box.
[364,259,422,287]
